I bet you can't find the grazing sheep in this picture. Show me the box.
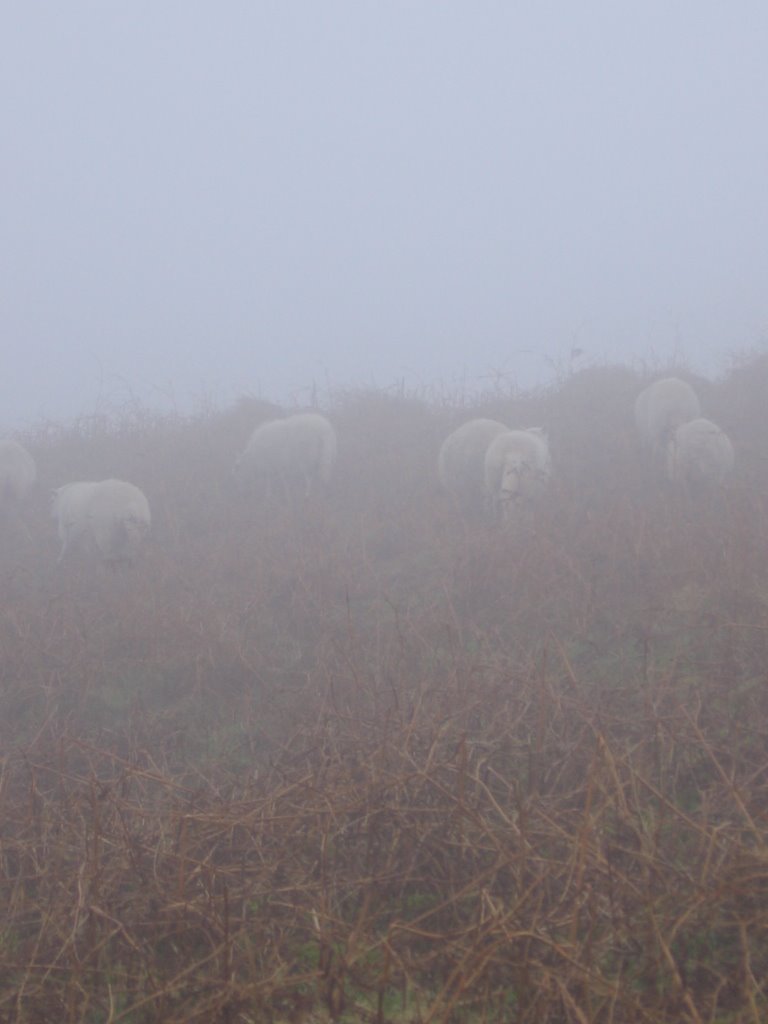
[438,418,510,515]
[634,377,701,454]
[666,418,735,488]
[52,479,151,565]
[484,428,552,521]
[234,412,337,498]
[0,439,37,513]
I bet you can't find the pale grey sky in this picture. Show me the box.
[2,3,767,428]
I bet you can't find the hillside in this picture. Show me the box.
[2,357,768,1022]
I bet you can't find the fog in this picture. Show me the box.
[3,2,767,429]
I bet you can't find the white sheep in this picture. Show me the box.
[484,428,552,521]
[234,412,337,498]
[52,479,151,565]
[438,418,510,514]
[634,377,701,454]
[666,418,735,488]
[0,439,37,514]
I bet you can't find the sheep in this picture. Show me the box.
[484,428,552,521]
[0,439,37,513]
[52,479,151,565]
[234,412,337,499]
[634,377,701,455]
[666,418,735,489]
[438,418,510,515]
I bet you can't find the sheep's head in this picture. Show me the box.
[232,450,262,493]
[499,452,527,501]
[112,512,151,562]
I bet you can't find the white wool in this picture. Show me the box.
[52,479,151,564]
[666,418,735,487]
[634,377,701,453]
[438,418,510,514]
[234,413,337,497]
[484,428,551,521]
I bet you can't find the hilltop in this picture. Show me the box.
[2,355,768,1022]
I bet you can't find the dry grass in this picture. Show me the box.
[2,361,768,1021]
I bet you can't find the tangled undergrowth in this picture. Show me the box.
[2,358,768,1022]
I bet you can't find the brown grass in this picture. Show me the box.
[2,360,768,1021]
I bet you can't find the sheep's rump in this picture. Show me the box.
[634,377,701,451]
[666,418,734,486]
[52,479,151,563]
[236,412,337,494]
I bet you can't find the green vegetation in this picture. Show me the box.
[1,358,768,1021]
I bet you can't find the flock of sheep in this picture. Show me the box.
[0,413,339,567]
[0,441,154,566]
[633,377,734,487]
[438,420,552,521]
[0,376,735,566]
[437,375,734,520]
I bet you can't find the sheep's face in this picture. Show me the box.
[111,514,150,561]
[232,454,268,497]
[233,450,267,488]
[500,465,519,498]
[498,451,549,519]
[127,514,150,539]
[499,454,526,502]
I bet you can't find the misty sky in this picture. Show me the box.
[2,3,767,429]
